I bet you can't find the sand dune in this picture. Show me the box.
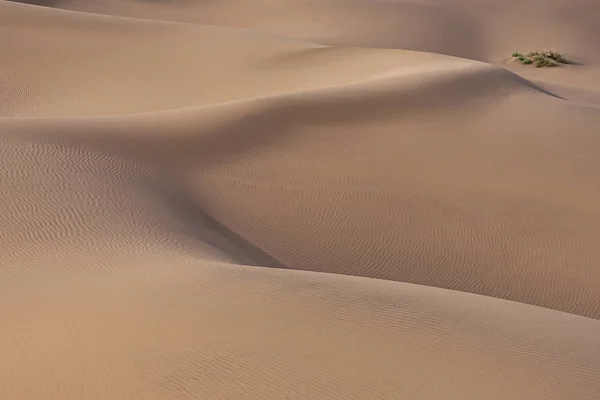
[12,0,600,59]
[1,0,600,399]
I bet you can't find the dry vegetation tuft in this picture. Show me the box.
[511,51,571,67]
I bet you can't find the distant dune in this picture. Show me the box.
[1,1,599,399]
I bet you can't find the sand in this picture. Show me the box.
[1,1,600,399]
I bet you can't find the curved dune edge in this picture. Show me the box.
[0,0,558,118]
[2,262,600,399]
[3,64,600,317]
[9,0,600,109]
[2,1,600,399]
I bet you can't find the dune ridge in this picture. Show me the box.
[1,0,600,399]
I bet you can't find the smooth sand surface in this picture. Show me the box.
[1,1,600,399]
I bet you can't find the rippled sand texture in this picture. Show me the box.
[1,1,600,399]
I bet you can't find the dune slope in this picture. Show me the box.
[1,1,600,399]
[11,0,600,107]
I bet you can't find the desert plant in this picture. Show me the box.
[511,50,571,67]
[531,54,558,67]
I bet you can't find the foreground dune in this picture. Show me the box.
[1,0,600,399]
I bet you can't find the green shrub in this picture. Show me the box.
[511,50,570,67]
[532,54,558,67]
